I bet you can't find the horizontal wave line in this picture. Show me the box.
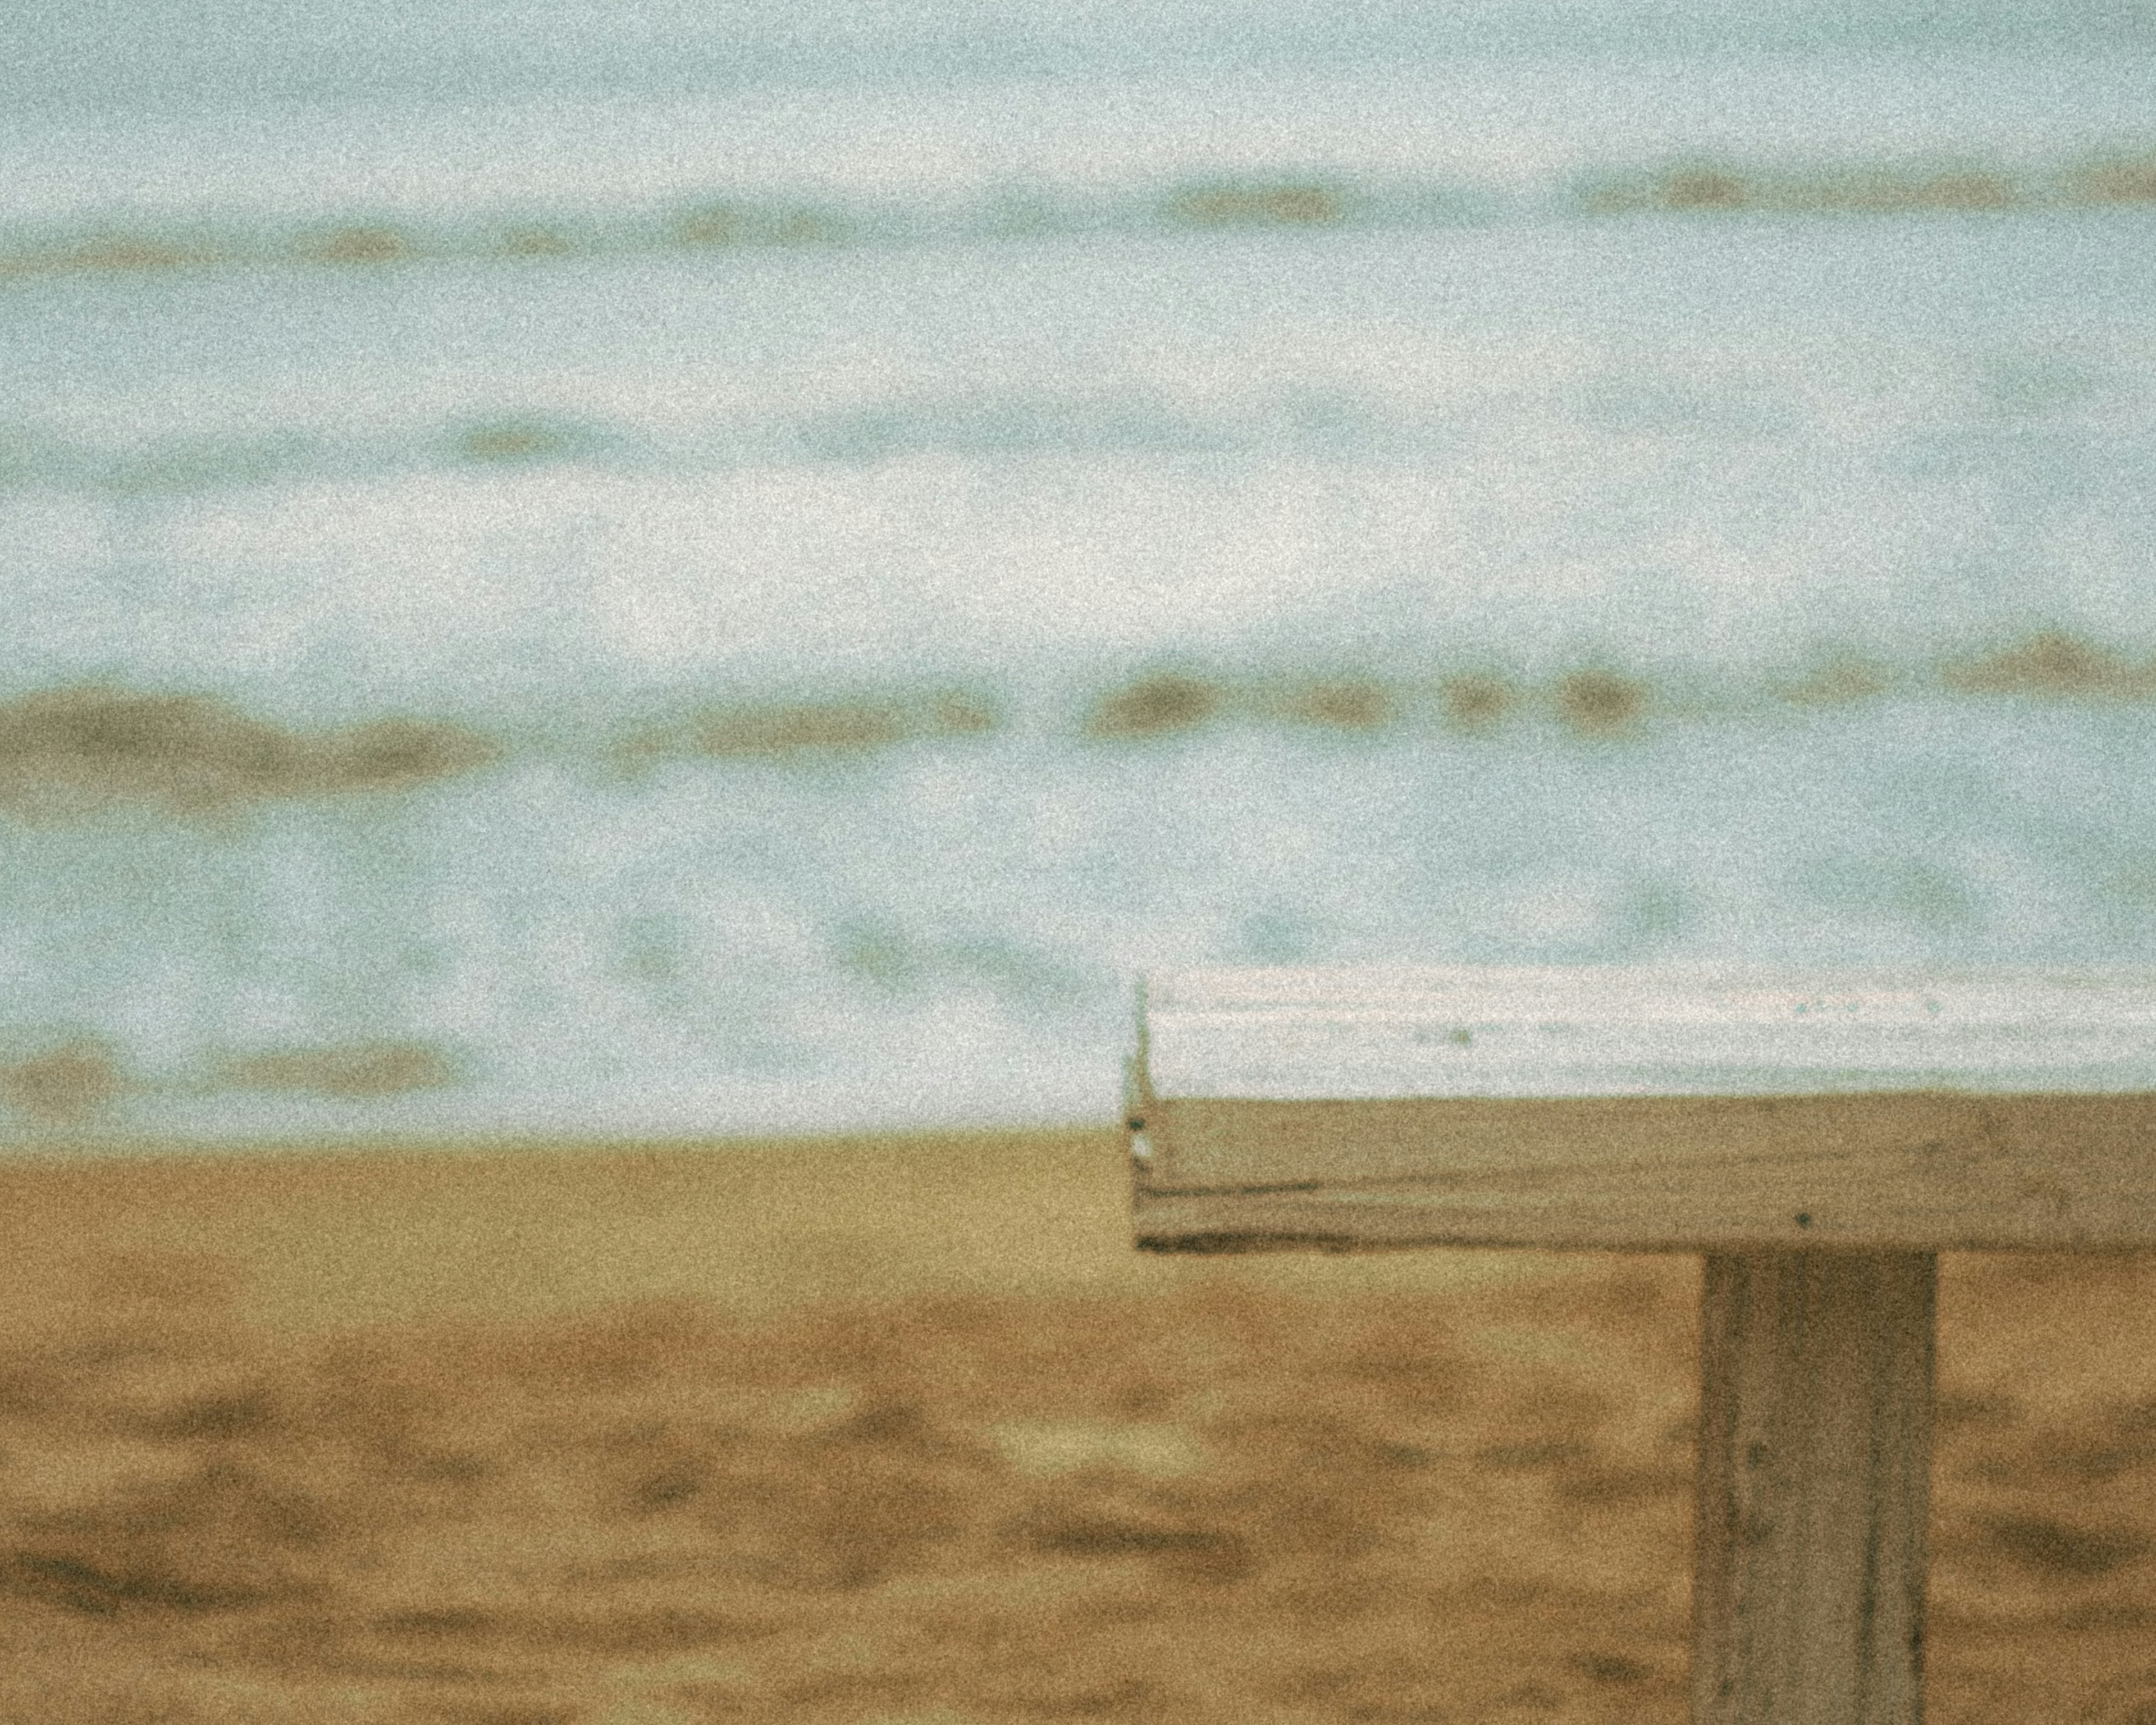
[11,355,2154,497]
[0,398,1307,495]
[5,635,2155,817]
[4,149,2153,285]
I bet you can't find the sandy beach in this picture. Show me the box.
[1,1129,2153,1723]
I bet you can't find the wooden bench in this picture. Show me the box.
[1126,967,2156,1725]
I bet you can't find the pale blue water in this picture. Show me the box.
[4,0,2156,1144]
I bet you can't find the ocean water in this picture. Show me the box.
[4,0,2156,1145]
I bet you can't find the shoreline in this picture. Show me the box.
[0,1126,1586,1336]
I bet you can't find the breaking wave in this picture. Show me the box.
[2,148,2151,288]
[7,331,2153,497]
[0,395,1336,496]
[4,634,2154,820]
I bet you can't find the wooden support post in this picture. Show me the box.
[1693,1251,1935,1725]
[1129,966,2156,1725]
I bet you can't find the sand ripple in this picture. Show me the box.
[3,1256,2154,1721]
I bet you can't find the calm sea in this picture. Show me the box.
[4,0,2156,1144]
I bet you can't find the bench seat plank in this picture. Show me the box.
[1131,968,2156,1252]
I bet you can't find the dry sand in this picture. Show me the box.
[1,1128,2153,1723]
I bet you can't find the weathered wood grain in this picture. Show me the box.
[1131,968,2156,1252]
[1692,1251,1934,1725]
[1145,967,2156,1098]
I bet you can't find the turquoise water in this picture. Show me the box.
[4,0,2156,1143]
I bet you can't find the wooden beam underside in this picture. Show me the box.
[1132,1090,2156,1254]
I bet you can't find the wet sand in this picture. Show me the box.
[2,1129,2154,1723]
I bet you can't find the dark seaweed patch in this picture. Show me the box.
[624,690,1001,764]
[1941,631,2151,697]
[1555,670,1648,736]
[1660,169,1752,212]
[217,1042,460,1099]
[1820,171,2017,212]
[2068,156,2156,205]
[1084,673,1223,740]
[673,204,750,246]
[0,687,497,816]
[299,225,414,266]
[326,719,498,789]
[0,687,294,810]
[453,419,580,466]
[672,202,851,248]
[1273,679,1392,729]
[495,226,577,258]
[53,235,218,272]
[1162,182,1351,229]
[1441,673,1514,732]
[696,701,911,756]
[1584,162,2025,218]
